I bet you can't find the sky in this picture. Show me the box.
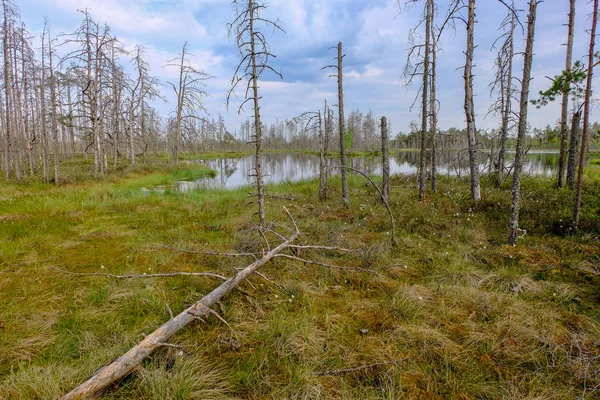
[18,0,600,136]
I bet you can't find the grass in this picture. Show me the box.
[0,158,599,399]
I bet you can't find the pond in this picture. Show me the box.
[174,150,563,191]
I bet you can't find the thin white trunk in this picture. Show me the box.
[508,0,538,244]
[464,0,481,201]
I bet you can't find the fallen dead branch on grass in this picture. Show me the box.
[315,360,403,376]
[59,207,380,399]
[274,254,383,277]
[52,268,229,281]
[60,208,300,400]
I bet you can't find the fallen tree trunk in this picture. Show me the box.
[61,215,299,399]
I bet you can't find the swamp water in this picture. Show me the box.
[173,151,562,191]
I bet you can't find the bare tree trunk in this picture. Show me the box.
[48,29,59,185]
[497,7,515,185]
[248,3,266,226]
[61,225,299,400]
[464,0,481,201]
[430,17,438,193]
[430,0,438,193]
[22,32,33,176]
[337,42,349,207]
[110,46,119,169]
[381,116,390,203]
[573,0,598,228]
[3,0,12,180]
[172,44,186,166]
[129,91,136,167]
[419,0,432,201]
[566,110,580,189]
[66,72,75,155]
[319,104,327,201]
[40,29,49,183]
[11,29,22,181]
[508,0,538,245]
[558,0,576,188]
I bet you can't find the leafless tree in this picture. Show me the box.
[401,0,460,198]
[463,0,481,201]
[166,42,211,166]
[429,1,438,193]
[319,100,331,201]
[61,10,115,178]
[489,1,517,185]
[508,0,538,245]
[558,0,577,187]
[322,42,349,206]
[46,21,60,185]
[573,0,598,228]
[2,0,17,180]
[418,0,432,200]
[227,0,283,226]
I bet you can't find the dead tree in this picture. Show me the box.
[166,42,211,166]
[381,116,390,202]
[46,22,60,185]
[40,23,49,183]
[463,0,481,201]
[508,0,538,245]
[319,100,329,201]
[489,1,517,185]
[2,0,16,180]
[429,1,438,193]
[419,0,432,200]
[322,43,349,206]
[573,0,598,228]
[227,0,283,225]
[558,0,577,187]
[61,10,114,178]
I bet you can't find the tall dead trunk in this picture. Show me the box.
[40,29,49,183]
[319,101,328,201]
[66,72,75,155]
[508,0,538,245]
[3,0,13,180]
[11,28,22,180]
[48,28,59,185]
[566,110,580,189]
[338,42,349,207]
[464,0,481,201]
[497,7,515,185]
[381,116,390,203]
[558,0,577,188]
[573,0,598,228]
[171,45,186,166]
[248,2,266,226]
[429,2,438,193]
[21,29,33,176]
[419,0,432,201]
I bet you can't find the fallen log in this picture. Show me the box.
[61,212,299,400]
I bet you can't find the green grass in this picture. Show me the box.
[1,161,599,399]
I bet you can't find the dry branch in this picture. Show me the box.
[53,267,228,281]
[329,165,397,246]
[315,360,403,376]
[60,210,299,400]
[275,254,383,277]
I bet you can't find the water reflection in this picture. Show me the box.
[175,151,563,191]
